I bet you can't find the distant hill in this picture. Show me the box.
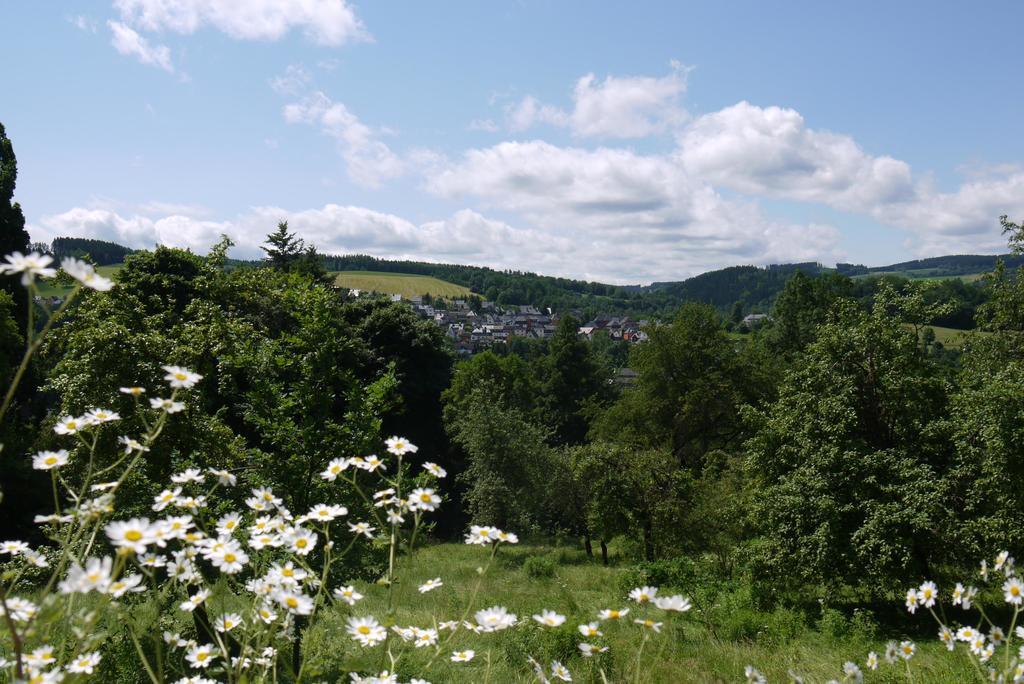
[837,254,1024,279]
[644,262,831,310]
[49,237,134,265]
[37,238,1019,322]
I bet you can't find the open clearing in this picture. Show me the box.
[303,542,974,683]
[332,270,471,298]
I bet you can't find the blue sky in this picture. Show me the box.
[3,1,1023,283]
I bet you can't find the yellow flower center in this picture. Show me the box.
[358,625,371,635]
[125,530,143,542]
[285,597,298,608]
[197,652,208,661]
[45,457,57,465]
[175,373,187,380]
[420,494,431,502]
[296,539,308,548]
[224,553,236,563]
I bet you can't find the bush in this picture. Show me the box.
[523,554,558,579]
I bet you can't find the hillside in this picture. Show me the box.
[332,270,471,298]
[36,237,1017,323]
[838,253,1024,279]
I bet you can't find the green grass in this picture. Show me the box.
[332,271,471,299]
[903,324,989,350]
[302,542,976,683]
[34,264,123,297]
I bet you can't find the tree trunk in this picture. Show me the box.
[600,539,609,566]
[642,518,654,562]
[584,534,593,557]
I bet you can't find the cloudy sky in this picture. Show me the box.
[4,1,1024,284]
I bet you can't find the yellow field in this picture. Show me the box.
[332,271,471,299]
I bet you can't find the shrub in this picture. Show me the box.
[523,553,558,579]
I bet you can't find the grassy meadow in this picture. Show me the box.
[299,542,977,683]
[34,264,123,297]
[332,270,471,299]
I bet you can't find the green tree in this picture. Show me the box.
[0,123,30,262]
[39,245,393,532]
[594,303,768,467]
[261,221,328,281]
[764,271,853,357]
[447,385,552,532]
[941,218,1024,559]
[541,315,610,446]
[443,350,540,425]
[747,296,950,594]
[563,442,689,562]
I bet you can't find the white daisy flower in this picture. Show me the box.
[385,436,418,456]
[150,397,185,413]
[105,518,154,554]
[334,585,364,605]
[32,450,70,471]
[61,257,114,291]
[418,577,443,593]
[0,251,57,285]
[214,613,243,633]
[408,488,441,512]
[321,457,351,481]
[532,609,565,627]
[186,643,217,669]
[422,462,447,477]
[163,365,203,389]
[628,586,658,603]
[347,616,387,646]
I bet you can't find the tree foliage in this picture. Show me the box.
[747,296,951,592]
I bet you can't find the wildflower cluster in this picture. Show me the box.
[754,550,1024,683]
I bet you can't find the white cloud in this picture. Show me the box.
[678,101,914,210]
[27,204,580,278]
[507,96,569,132]
[284,92,405,188]
[877,172,1024,255]
[427,140,843,281]
[269,64,312,96]
[107,20,174,72]
[468,118,499,133]
[503,62,689,138]
[676,100,1024,251]
[70,15,98,33]
[111,0,369,45]
[570,62,689,138]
